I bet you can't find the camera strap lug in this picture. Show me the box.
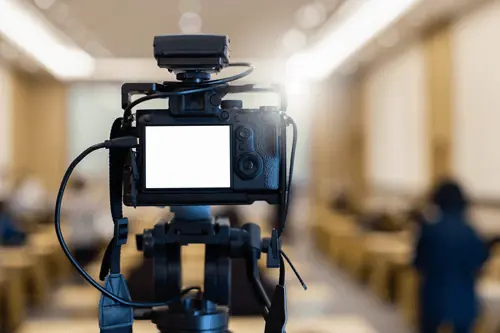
[99,274,134,333]
[262,229,281,269]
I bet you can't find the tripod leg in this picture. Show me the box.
[246,253,271,317]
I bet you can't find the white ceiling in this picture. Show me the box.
[0,0,490,80]
[20,0,344,59]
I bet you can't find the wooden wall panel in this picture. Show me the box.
[11,72,67,194]
[424,23,453,183]
[348,77,367,203]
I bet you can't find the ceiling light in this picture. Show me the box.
[179,12,202,34]
[178,0,201,14]
[0,0,94,80]
[282,29,307,52]
[286,0,421,81]
[34,0,56,10]
[296,2,327,30]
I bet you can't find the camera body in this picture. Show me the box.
[121,34,287,207]
[123,106,286,206]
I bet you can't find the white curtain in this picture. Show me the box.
[452,0,500,199]
[364,44,429,195]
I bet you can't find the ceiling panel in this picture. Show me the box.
[25,0,343,59]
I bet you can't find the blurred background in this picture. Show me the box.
[1,0,500,332]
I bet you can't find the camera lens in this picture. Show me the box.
[236,126,252,141]
[236,153,263,180]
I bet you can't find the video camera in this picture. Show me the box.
[54,34,303,333]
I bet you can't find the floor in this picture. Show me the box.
[19,198,414,333]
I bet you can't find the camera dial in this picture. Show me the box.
[236,153,263,180]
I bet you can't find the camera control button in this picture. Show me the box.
[222,100,243,109]
[219,110,230,121]
[236,126,252,141]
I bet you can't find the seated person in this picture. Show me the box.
[358,211,402,232]
[330,191,356,214]
[8,174,49,228]
[0,200,26,246]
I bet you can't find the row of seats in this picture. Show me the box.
[0,221,73,333]
[0,207,165,332]
[312,202,500,333]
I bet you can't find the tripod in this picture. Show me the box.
[131,206,286,333]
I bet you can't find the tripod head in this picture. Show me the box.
[133,205,284,333]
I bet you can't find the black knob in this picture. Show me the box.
[141,229,155,258]
[221,100,243,109]
[136,234,144,251]
[210,94,222,106]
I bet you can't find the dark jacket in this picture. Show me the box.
[414,212,489,324]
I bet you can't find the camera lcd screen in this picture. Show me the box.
[145,125,231,189]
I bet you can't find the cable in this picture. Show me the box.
[277,116,298,238]
[280,251,307,290]
[160,63,254,87]
[206,63,254,85]
[54,138,201,308]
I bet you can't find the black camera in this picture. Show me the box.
[121,35,288,206]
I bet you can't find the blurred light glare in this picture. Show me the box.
[286,52,314,80]
[287,0,421,80]
[179,12,202,33]
[34,0,56,10]
[286,80,310,99]
[296,2,327,30]
[282,29,307,52]
[178,0,201,14]
[0,0,95,80]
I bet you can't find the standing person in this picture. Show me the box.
[413,179,489,333]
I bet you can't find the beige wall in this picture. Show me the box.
[309,77,354,204]
[364,44,429,196]
[12,71,67,194]
[0,63,12,175]
[452,0,500,198]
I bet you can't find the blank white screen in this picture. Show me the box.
[145,126,231,189]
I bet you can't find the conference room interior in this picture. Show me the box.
[2,0,500,332]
